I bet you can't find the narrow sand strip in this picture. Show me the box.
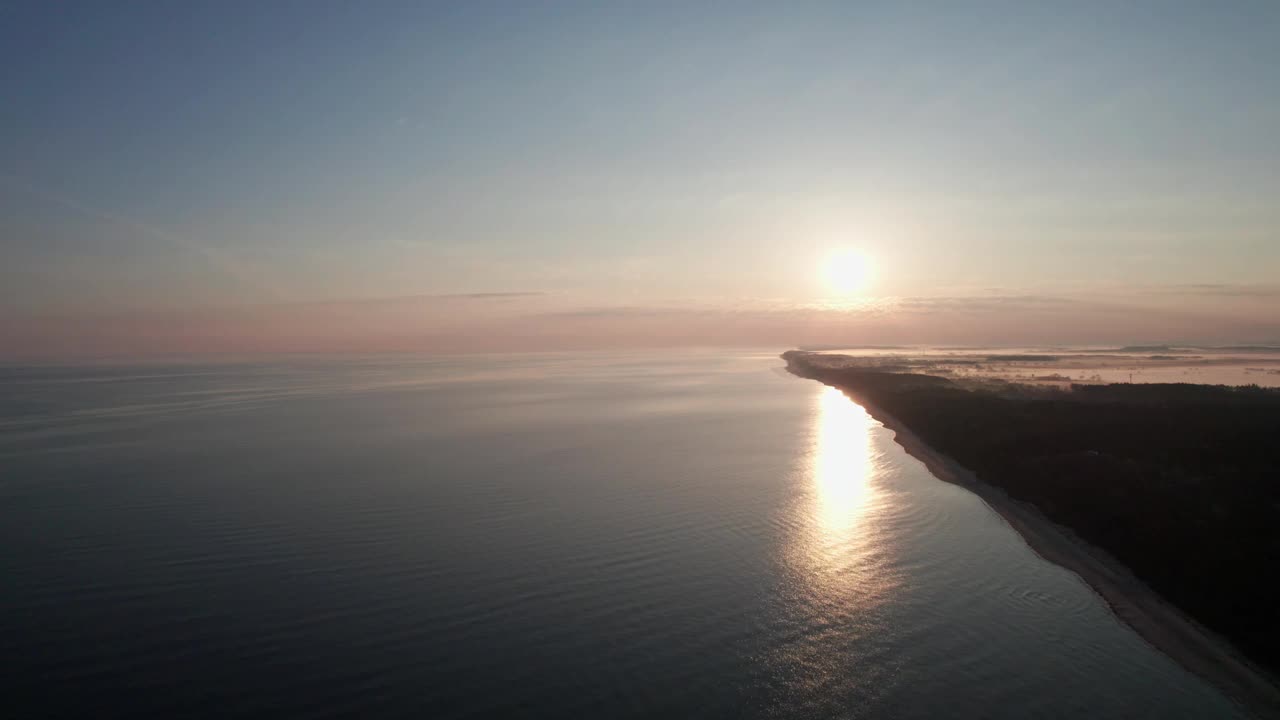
[830,383,1280,719]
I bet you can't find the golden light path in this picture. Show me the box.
[770,385,895,693]
[811,385,877,539]
[784,384,891,603]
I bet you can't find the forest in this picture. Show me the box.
[784,351,1280,671]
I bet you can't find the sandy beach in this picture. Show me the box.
[826,383,1280,718]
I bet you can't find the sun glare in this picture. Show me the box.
[823,249,873,294]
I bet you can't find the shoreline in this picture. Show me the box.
[813,379,1280,718]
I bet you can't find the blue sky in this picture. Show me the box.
[2,2,1278,353]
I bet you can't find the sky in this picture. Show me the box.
[2,1,1279,357]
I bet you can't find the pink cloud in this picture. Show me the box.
[3,289,1277,360]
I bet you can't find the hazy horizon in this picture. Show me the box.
[3,285,1278,360]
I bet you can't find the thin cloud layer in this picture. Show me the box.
[3,288,1276,360]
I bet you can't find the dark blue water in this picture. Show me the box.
[0,352,1247,718]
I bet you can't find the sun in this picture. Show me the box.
[823,249,873,294]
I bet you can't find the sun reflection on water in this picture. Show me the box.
[811,385,877,539]
[767,385,896,706]
[782,384,894,605]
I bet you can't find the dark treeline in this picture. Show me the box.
[783,351,1280,672]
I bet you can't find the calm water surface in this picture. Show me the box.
[0,351,1246,718]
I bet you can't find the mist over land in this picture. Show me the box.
[794,345,1280,387]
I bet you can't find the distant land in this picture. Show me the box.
[784,349,1280,715]
[792,345,1280,388]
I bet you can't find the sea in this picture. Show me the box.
[0,350,1248,718]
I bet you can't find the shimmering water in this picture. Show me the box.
[0,351,1246,718]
